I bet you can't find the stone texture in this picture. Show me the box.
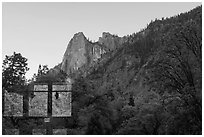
[60,32,127,77]
[98,32,127,51]
[61,32,106,76]
[61,32,88,75]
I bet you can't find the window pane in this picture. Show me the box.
[32,129,46,135]
[29,92,48,116]
[4,91,23,116]
[52,84,71,91]
[34,84,48,91]
[4,129,19,135]
[52,92,71,116]
[53,129,67,135]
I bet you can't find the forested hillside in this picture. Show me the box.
[68,6,202,134]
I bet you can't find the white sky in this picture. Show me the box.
[2,2,201,79]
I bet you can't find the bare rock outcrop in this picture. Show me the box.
[61,32,106,76]
[61,32,88,75]
[98,32,127,51]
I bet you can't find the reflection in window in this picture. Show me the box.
[34,85,48,91]
[32,129,46,135]
[4,91,23,116]
[52,92,71,116]
[4,129,19,135]
[29,92,48,116]
[52,84,71,91]
[53,129,67,135]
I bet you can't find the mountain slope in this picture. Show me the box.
[69,5,202,134]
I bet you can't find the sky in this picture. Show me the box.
[2,2,201,79]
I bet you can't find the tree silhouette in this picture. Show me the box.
[2,52,29,92]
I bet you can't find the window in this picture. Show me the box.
[4,91,23,116]
[29,92,48,116]
[52,92,71,116]
[4,129,19,135]
[32,129,46,135]
[53,129,67,135]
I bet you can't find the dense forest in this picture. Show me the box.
[68,6,202,135]
[2,6,202,135]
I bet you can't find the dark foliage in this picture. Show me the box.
[2,52,29,93]
[68,6,201,135]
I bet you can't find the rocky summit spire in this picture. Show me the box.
[61,31,124,77]
[60,31,109,77]
[61,32,129,75]
[61,32,88,75]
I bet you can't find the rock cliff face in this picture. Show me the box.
[98,32,126,51]
[60,32,128,76]
[61,32,87,75]
[61,32,106,76]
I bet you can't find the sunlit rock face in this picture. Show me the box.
[91,44,106,62]
[61,32,87,75]
[61,32,128,77]
[98,32,127,51]
[61,32,106,76]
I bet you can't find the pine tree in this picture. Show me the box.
[2,52,29,92]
